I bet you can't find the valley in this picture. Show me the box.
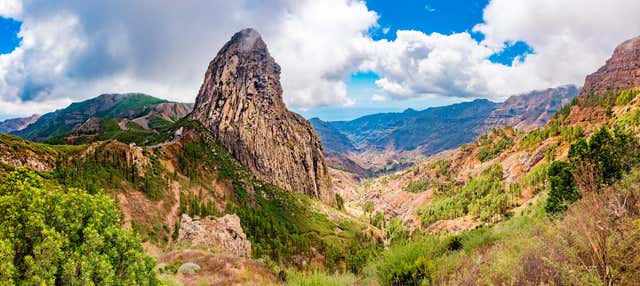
[1,22,640,286]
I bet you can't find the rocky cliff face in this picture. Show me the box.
[580,36,640,97]
[190,28,333,203]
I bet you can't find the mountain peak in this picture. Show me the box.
[229,28,265,53]
[191,30,334,204]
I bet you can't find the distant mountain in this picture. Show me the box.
[13,93,193,142]
[0,114,41,133]
[312,85,579,174]
[309,118,359,155]
[484,85,579,131]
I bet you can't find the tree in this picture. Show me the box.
[0,169,158,285]
[545,161,579,214]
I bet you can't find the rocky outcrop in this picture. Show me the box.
[579,36,640,97]
[151,102,194,120]
[0,114,40,133]
[71,117,101,134]
[177,214,251,258]
[190,28,333,203]
[0,134,57,172]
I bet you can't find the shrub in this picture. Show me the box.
[385,217,409,244]
[335,193,345,210]
[178,262,201,275]
[615,89,638,105]
[0,169,158,285]
[375,236,448,286]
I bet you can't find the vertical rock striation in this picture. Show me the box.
[580,36,640,97]
[190,28,334,203]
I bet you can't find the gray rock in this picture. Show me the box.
[190,28,334,204]
[177,214,252,258]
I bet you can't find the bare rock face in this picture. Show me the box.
[71,117,102,134]
[152,102,194,120]
[190,28,334,203]
[177,214,251,258]
[580,36,640,97]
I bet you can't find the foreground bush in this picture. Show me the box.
[0,169,158,285]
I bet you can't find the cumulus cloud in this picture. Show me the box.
[1,0,639,116]
[267,0,376,108]
[0,0,376,115]
[362,0,640,101]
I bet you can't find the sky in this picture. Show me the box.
[0,1,639,121]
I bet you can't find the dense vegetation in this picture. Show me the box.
[0,169,158,285]
[52,144,167,199]
[419,164,518,226]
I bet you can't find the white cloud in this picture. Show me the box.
[363,0,640,101]
[1,0,639,116]
[0,0,21,18]
[371,94,387,102]
[0,0,377,116]
[266,0,376,108]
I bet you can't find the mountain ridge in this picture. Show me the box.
[312,85,579,174]
[9,93,193,143]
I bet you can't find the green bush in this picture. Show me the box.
[385,217,409,245]
[335,193,345,210]
[375,236,448,286]
[0,169,158,285]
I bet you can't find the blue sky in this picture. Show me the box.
[300,0,534,120]
[0,17,20,54]
[1,1,637,122]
